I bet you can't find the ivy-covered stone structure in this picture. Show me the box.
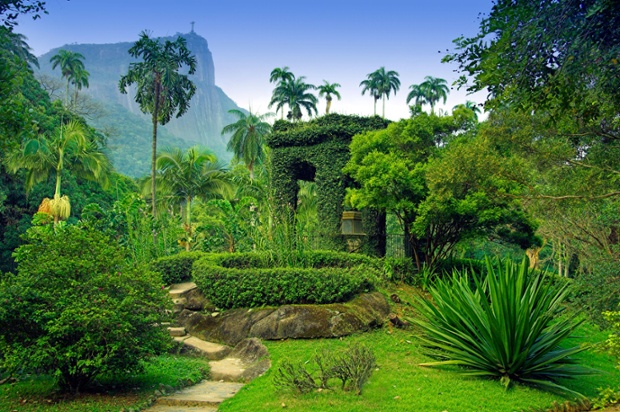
[266,114,390,255]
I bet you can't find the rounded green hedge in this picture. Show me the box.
[192,259,379,309]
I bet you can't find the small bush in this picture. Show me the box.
[151,251,207,285]
[193,259,378,309]
[273,344,376,395]
[300,250,380,269]
[0,224,172,394]
[273,359,318,394]
[414,257,592,396]
[330,344,376,395]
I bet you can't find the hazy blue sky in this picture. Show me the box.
[15,0,493,120]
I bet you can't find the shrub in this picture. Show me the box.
[0,224,172,393]
[151,251,207,285]
[414,258,592,395]
[603,304,620,369]
[273,344,376,395]
[193,259,378,309]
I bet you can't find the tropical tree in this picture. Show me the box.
[50,49,88,107]
[269,76,317,121]
[145,146,230,251]
[119,31,197,216]
[317,80,341,114]
[453,100,481,120]
[359,74,381,116]
[406,83,430,110]
[361,67,400,118]
[407,76,449,114]
[221,109,273,180]
[69,65,89,107]
[5,120,111,223]
[269,66,295,119]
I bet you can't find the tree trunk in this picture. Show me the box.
[382,95,386,118]
[326,97,332,114]
[151,81,162,217]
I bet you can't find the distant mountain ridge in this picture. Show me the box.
[36,31,241,177]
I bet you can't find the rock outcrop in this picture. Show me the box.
[176,292,390,346]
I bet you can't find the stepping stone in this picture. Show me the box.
[180,336,231,360]
[167,327,186,337]
[154,381,244,408]
[209,357,245,382]
[147,406,217,412]
[169,282,197,299]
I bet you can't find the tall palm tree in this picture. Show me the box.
[269,66,295,119]
[3,28,38,69]
[69,66,89,108]
[409,76,450,114]
[360,74,381,116]
[146,146,230,251]
[119,31,197,216]
[361,67,400,117]
[50,49,87,107]
[317,80,341,114]
[375,67,400,118]
[6,120,111,224]
[453,100,482,120]
[406,83,430,109]
[221,109,273,180]
[269,76,317,121]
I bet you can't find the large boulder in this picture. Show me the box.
[176,292,389,346]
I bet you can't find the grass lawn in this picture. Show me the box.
[218,285,620,412]
[0,355,210,412]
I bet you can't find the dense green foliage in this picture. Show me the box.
[151,251,208,285]
[0,223,171,393]
[0,354,210,412]
[345,110,538,270]
[119,31,197,215]
[193,258,377,309]
[268,114,388,252]
[414,259,591,395]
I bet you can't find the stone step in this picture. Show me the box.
[168,282,197,299]
[168,327,186,337]
[209,357,245,382]
[177,336,231,360]
[153,381,244,408]
[147,405,217,412]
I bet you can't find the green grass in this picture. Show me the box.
[0,354,210,412]
[218,285,620,412]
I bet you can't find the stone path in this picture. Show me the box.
[145,282,267,412]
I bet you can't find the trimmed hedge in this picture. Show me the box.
[151,251,207,285]
[193,259,379,309]
[152,250,385,286]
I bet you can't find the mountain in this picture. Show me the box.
[36,31,241,177]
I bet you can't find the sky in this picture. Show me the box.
[14,0,494,121]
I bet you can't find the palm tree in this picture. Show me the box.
[6,120,111,224]
[69,66,89,108]
[317,80,341,114]
[420,76,450,113]
[269,76,317,121]
[221,109,273,180]
[375,67,400,118]
[360,74,381,116]
[3,28,38,69]
[453,100,482,120]
[50,49,87,107]
[361,67,400,117]
[406,83,430,109]
[269,66,295,119]
[146,146,230,251]
[119,31,197,216]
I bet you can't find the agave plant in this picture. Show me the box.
[414,258,592,396]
